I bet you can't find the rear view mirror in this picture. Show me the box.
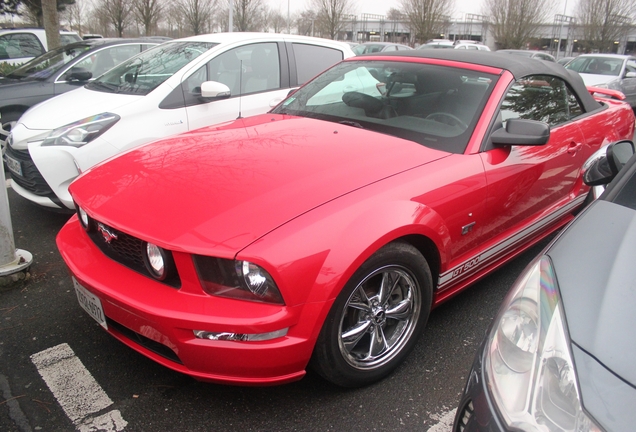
[200,81,231,100]
[64,67,92,82]
[583,140,635,186]
[491,118,550,146]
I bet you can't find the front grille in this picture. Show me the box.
[107,318,183,364]
[86,219,181,288]
[5,145,53,196]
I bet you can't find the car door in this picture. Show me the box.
[182,42,291,131]
[479,75,587,244]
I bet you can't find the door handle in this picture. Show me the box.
[567,142,582,155]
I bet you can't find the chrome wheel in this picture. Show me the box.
[338,265,421,369]
[311,241,432,387]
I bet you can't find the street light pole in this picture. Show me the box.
[556,0,568,60]
[0,169,32,285]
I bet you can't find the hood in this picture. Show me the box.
[578,73,616,86]
[70,114,448,257]
[547,199,636,430]
[18,86,142,130]
[0,79,53,101]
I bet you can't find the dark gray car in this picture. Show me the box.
[0,37,161,155]
[453,140,636,431]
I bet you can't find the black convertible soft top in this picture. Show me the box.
[359,50,602,113]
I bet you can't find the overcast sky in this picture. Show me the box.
[266,0,574,20]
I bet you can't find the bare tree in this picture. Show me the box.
[400,0,454,44]
[62,0,88,35]
[268,9,288,33]
[296,10,316,36]
[483,0,553,49]
[164,2,187,37]
[178,0,215,35]
[309,0,355,40]
[575,0,634,53]
[386,8,405,21]
[133,0,164,36]
[93,0,134,37]
[225,0,267,32]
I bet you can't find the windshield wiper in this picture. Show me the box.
[88,81,119,92]
[339,120,364,129]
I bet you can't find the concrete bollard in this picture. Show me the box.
[0,167,33,286]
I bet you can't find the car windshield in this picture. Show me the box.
[565,56,622,76]
[86,41,217,95]
[5,44,92,79]
[272,60,499,153]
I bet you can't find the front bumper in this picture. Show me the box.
[453,335,506,432]
[56,216,322,385]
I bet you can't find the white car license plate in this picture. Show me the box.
[73,277,108,330]
[5,154,22,177]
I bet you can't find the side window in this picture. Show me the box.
[0,33,44,59]
[500,75,579,127]
[626,60,636,75]
[206,42,280,96]
[292,43,343,85]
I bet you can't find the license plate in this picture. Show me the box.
[5,154,22,177]
[73,277,108,330]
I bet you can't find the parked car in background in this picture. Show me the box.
[565,54,636,108]
[496,49,556,62]
[419,40,489,51]
[0,28,81,65]
[353,41,413,54]
[56,50,634,388]
[557,55,575,65]
[0,38,161,157]
[454,139,636,432]
[4,32,355,210]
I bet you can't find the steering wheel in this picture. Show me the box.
[426,112,468,129]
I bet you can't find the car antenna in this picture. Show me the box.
[237,60,243,119]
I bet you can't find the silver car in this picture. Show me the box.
[566,54,636,108]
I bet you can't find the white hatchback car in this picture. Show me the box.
[5,33,354,210]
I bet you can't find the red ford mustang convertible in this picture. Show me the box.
[57,51,635,387]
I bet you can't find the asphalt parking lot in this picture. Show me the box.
[0,175,553,431]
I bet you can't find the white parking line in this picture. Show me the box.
[427,409,456,431]
[30,343,127,431]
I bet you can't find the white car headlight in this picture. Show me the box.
[42,113,120,147]
[484,256,602,431]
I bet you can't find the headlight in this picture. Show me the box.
[193,256,284,305]
[42,113,120,147]
[484,256,602,431]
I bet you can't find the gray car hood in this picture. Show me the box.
[547,199,636,431]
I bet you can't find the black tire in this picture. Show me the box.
[310,241,433,387]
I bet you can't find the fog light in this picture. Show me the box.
[145,243,165,278]
[193,328,288,342]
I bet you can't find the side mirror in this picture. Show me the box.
[583,140,635,186]
[491,118,550,146]
[200,81,231,100]
[64,67,92,82]
[625,71,636,79]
